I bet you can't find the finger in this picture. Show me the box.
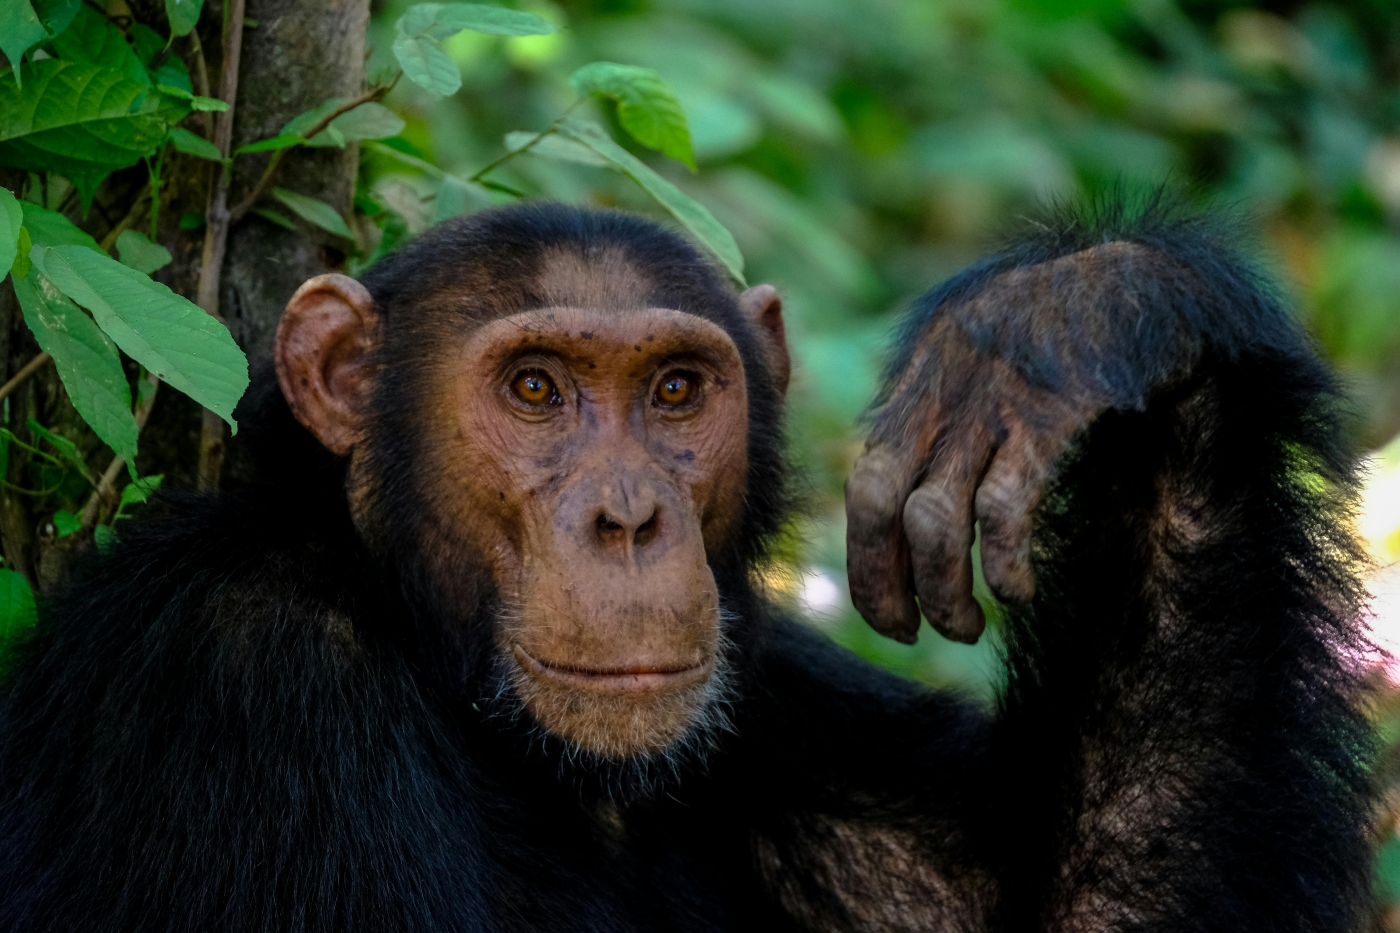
[974,411,1083,605]
[846,447,921,644]
[903,448,991,644]
[973,434,1043,605]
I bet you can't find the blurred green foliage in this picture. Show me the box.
[362,0,1400,702]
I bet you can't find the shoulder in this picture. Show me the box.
[0,489,381,754]
[0,494,492,931]
[47,490,364,654]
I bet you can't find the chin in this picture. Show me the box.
[509,643,732,761]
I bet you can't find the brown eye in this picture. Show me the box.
[655,371,697,408]
[512,370,558,406]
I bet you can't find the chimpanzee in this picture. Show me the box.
[0,197,1374,932]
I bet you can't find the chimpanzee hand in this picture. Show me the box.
[845,242,1202,644]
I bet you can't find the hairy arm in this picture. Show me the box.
[845,206,1374,931]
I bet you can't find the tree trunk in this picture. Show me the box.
[0,0,369,586]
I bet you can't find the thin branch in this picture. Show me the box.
[80,375,159,531]
[195,0,247,319]
[98,182,151,253]
[193,0,247,491]
[227,77,399,225]
[0,354,52,406]
[467,99,583,185]
[188,29,213,138]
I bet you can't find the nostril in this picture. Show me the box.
[634,512,659,548]
[596,514,624,536]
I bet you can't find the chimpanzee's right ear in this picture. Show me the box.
[275,273,378,455]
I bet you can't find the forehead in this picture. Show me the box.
[529,245,656,312]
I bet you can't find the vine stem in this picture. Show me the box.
[194,0,247,492]
[467,99,583,184]
[0,354,52,406]
[97,183,152,253]
[228,75,400,225]
[80,374,159,531]
[188,29,214,138]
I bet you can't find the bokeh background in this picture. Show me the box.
[359,0,1400,918]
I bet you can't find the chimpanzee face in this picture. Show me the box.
[408,305,751,757]
[274,264,785,761]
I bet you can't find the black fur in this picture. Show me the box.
[0,200,1373,931]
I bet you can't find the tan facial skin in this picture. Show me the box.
[275,273,787,759]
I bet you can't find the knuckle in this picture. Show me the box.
[904,485,972,550]
[846,451,910,537]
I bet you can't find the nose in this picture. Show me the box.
[593,487,661,559]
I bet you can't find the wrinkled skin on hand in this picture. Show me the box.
[846,243,1200,644]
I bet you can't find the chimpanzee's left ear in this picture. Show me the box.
[738,284,789,397]
[275,273,379,455]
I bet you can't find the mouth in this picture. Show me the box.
[512,643,710,695]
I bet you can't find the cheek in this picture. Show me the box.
[657,395,750,554]
[409,379,541,582]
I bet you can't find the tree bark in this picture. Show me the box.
[136,0,369,489]
[0,0,369,586]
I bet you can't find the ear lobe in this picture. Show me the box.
[738,284,790,397]
[275,273,378,455]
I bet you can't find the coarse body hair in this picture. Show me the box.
[0,198,1375,932]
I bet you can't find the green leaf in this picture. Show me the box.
[50,5,150,87]
[318,102,405,145]
[392,31,461,97]
[20,202,101,253]
[119,472,162,507]
[569,63,696,171]
[92,523,114,551]
[251,207,297,231]
[366,140,446,177]
[234,133,305,156]
[164,0,204,38]
[556,121,744,284]
[11,228,31,279]
[278,98,342,136]
[30,245,249,430]
[271,188,352,238]
[52,509,81,537]
[503,130,609,167]
[115,229,171,274]
[0,569,37,646]
[151,56,192,93]
[178,211,203,230]
[136,372,156,407]
[26,419,93,483]
[0,0,48,87]
[282,98,405,147]
[32,0,79,37]
[393,3,556,97]
[155,86,228,111]
[432,175,492,223]
[399,2,557,38]
[0,61,190,210]
[129,22,164,67]
[167,126,222,161]
[13,271,136,462]
[0,188,22,280]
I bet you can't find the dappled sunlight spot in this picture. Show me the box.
[1370,563,1400,684]
[1363,435,1400,564]
[1361,434,1400,682]
[797,568,845,620]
